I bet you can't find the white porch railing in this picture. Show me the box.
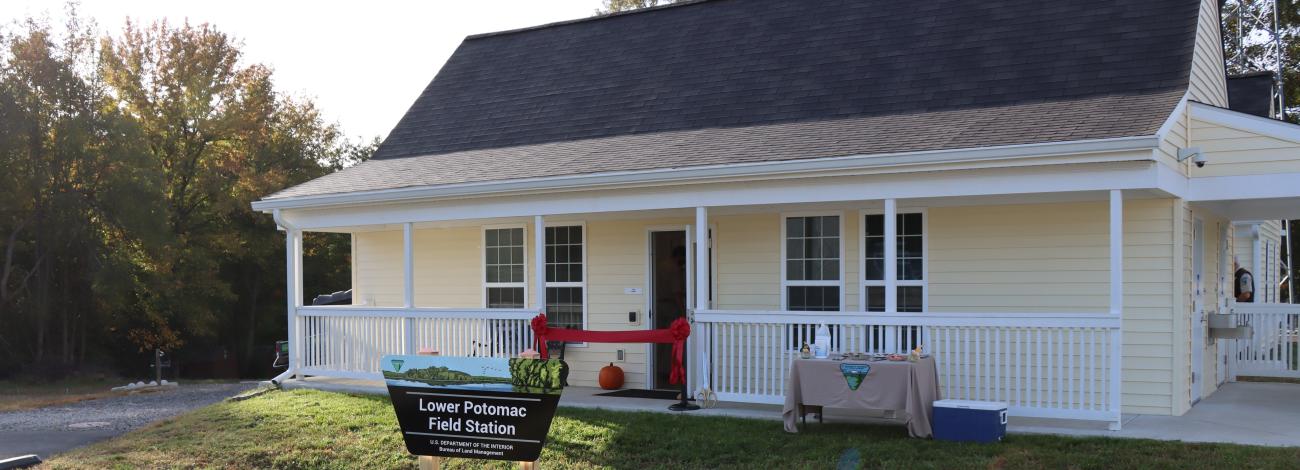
[294,306,538,380]
[1232,303,1300,378]
[694,310,1122,424]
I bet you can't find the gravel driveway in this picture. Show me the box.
[0,382,256,460]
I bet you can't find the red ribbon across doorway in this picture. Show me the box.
[531,314,692,385]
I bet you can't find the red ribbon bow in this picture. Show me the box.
[531,313,692,385]
[668,317,691,385]
[531,313,551,357]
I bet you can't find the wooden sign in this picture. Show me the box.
[382,355,564,462]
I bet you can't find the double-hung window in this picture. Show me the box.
[784,215,842,311]
[545,225,585,330]
[862,212,925,312]
[484,227,526,308]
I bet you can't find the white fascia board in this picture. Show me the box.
[279,160,1159,230]
[1189,102,1300,144]
[1154,161,1189,198]
[1154,92,1190,140]
[1187,171,1300,201]
[251,135,1160,212]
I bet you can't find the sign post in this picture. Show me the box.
[382,354,565,467]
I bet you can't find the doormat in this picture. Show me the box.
[595,389,692,400]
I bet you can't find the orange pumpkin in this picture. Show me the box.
[598,363,624,390]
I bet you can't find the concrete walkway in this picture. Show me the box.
[283,377,1300,447]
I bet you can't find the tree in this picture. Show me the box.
[0,6,371,378]
[1222,1,1300,121]
[0,10,164,369]
[98,20,260,355]
[597,0,685,15]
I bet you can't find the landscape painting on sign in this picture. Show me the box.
[381,355,564,395]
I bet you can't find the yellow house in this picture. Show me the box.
[254,0,1300,430]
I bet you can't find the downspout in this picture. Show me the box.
[271,209,298,385]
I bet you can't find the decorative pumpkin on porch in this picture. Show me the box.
[598,363,624,390]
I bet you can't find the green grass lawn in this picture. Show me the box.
[0,376,131,412]
[42,389,1300,469]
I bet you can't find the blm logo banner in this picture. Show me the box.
[839,363,871,391]
[381,355,565,461]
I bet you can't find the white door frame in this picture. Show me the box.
[645,226,692,390]
[1192,218,1206,403]
[1217,222,1230,386]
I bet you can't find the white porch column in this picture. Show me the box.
[534,215,546,313]
[694,207,709,312]
[1109,191,1123,315]
[403,223,414,308]
[286,228,303,376]
[1108,189,1124,430]
[884,199,898,313]
[884,199,898,353]
[693,207,710,397]
[402,222,415,353]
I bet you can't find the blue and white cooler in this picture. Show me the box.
[932,400,1008,443]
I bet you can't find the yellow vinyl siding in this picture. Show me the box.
[1190,117,1300,177]
[414,227,484,308]
[1188,0,1228,107]
[715,214,782,311]
[572,217,694,389]
[349,200,1185,414]
[1159,104,1189,173]
[929,199,1176,415]
[353,227,487,308]
[353,230,404,307]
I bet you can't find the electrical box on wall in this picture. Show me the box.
[628,310,639,324]
[617,349,625,361]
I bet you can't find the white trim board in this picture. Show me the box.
[252,136,1161,212]
[278,161,1161,230]
[1155,92,1191,140]
[1187,172,1300,202]
[1189,101,1300,144]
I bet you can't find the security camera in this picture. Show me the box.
[1178,147,1206,168]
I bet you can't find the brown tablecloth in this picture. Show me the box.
[782,357,940,437]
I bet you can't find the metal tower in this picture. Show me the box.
[1222,0,1286,119]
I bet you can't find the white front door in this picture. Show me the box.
[1191,218,1205,403]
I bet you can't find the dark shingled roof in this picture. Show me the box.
[267,0,1201,200]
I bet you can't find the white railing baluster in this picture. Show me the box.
[1227,305,1300,378]
[298,306,1126,422]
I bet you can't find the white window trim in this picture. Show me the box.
[780,211,847,312]
[481,224,528,309]
[544,221,589,341]
[859,208,928,313]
